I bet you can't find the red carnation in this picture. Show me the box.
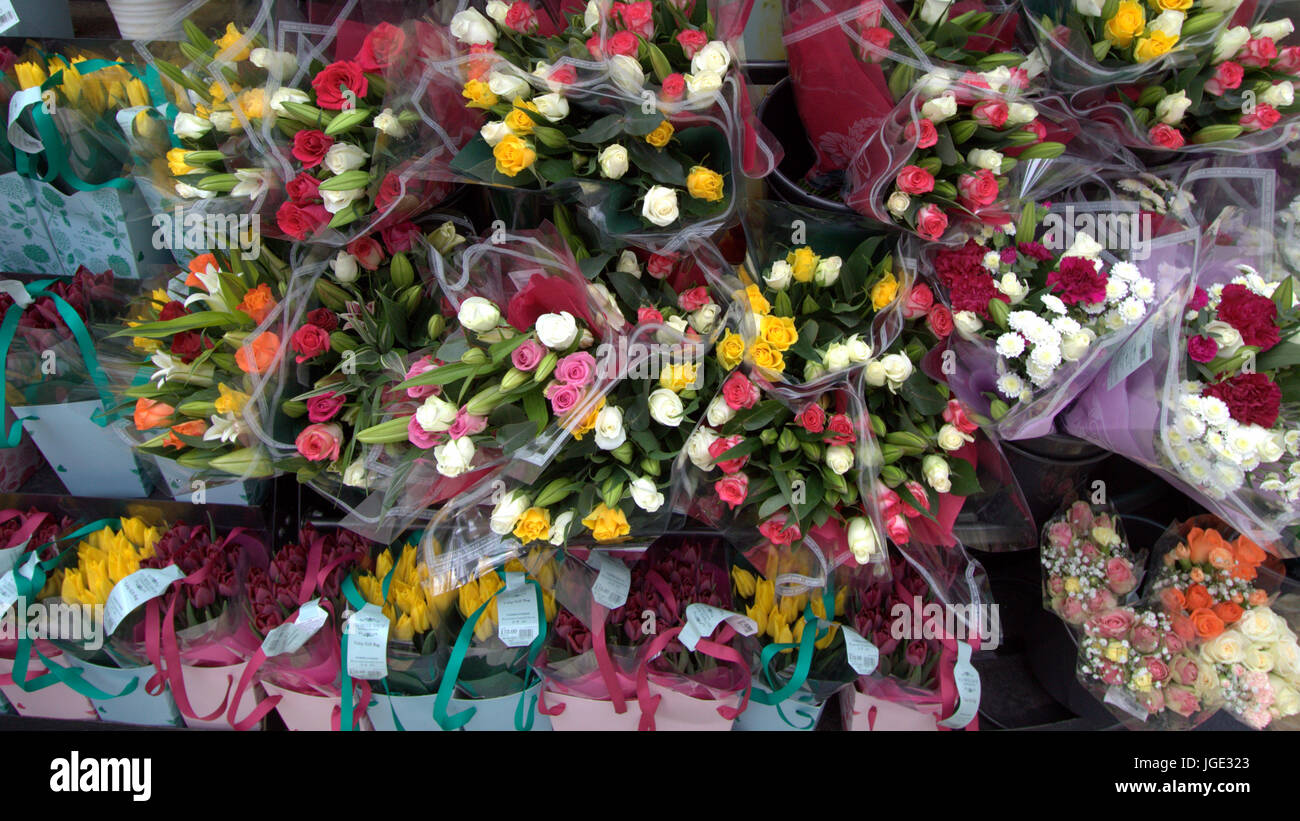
[170,330,206,363]
[159,301,189,321]
[1046,256,1108,305]
[1201,373,1282,428]
[1216,284,1279,351]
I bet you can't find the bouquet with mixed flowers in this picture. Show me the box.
[1041,501,1142,626]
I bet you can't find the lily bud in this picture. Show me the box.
[640,457,661,477]
[879,464,907,486]
[760,428,778,445]
[279,399,306,418]
[390,252,414,289]
[601,478,624,509]
[426,314,446,340]
[461,348,488,365]
[611,441,635,464]
[532,352,558,382]
[777,428,799,452]
[801,441,821,462]
[533,478,574,507]
[500,367,530,392]
[465,385,503,416]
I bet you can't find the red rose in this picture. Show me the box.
[381,221,421,254]
[291,324,332,363]
[311,61,368,111]
[661,73,686,101]
[276,201,329,240]
[678,286,711,312]
[646,253,676,279]
[170,330,206,363]
[721,371,759,410]
[904,118,938,149]
[903,282,934,319]
[1023,119,1048,142]
[1240,103,1282,132]
[895,165,935,195]
[862,26,894,59]
[1205,61,1243,96]
[159,301,189,321]
[1237,37,1278,69]
[915,204,948,241]
[943,399,978,434]
[1202,372,1282,428]
[586,35,605,58]
[292,130,333,169]
[798,404,825,433]
[676,29,709,58]
[972,99,1009,128]
[286,171,322,204]
[373,172,407,215]
[1148,123,1185,150]
[823,413,855,446]
[708,435,748,474]
[957,169,999,210]
[347,236,385,270]
[1278,46,1300,74]
[606,31,639,57]
[306,308,338,332]
[506,273,596,333]
[306,391,346,423]
[1217,283,1279,350]
[504,2,540,33]
[927,305,954,337]
[549,66,577,86]
[356,22,407,72]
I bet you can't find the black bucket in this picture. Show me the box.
[756,77,859,216]
[1003,434,1112,530]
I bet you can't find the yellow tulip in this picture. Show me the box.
[778,594,800,624]
[126,78,150,107]
[731,566,756,599]
[15,61,47,90]
[393,614,415,641]
[747,603,768,636]
[752,578,775,616]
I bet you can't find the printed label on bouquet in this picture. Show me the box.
[0,280,33,309]
[1106,320,1156,391]
[0,1,19,34]
[6,89,44,153]
[842,626,880,676]
[1104,685,1150,722]
[0,552,37,617]
[496,574,539,647]
[589,553,630,609]
[103,565,184,636]
[261,599,328,657]
[937,643,981,729]
[678,604,758,652]
[344,603,390,681]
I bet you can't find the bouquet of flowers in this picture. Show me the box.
[1149,519,1274,640]
[1196,604,1300,728]
[1041,501,1142,625]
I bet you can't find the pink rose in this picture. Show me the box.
[676,28,709,58]
[615,1,655,38]
[1068,501,1094,531]
[606,30,639,57]
[1088,589,1118,614]
[1237,37,1278,69]
[296,423,342,462]
[708,435,748,474]
[661,73,685,101]
[448,408,488,439]
[1099,661,1126,686]
[1048,576,1065,595]
[637,306,664,326]
[972,99,1009,128]
[586,36,605,58]
[903,282,934,319]
[1081,543,1100,560]
[1148,123,1185,149]
[405,356,441,399]
[512,338,546,371]
[758,513,801,545]
[1088,608,1135,638]
[1164,685,1200,718]
[678,286,711,311]
[544,381,584,415]
[646,253,676,279]
[1047,520,1073,548]
[895,164,935,195]
[555,352,596,386]
[942,399,978,434]
[714,473,750,509]
[504,2,540,33]
[1007,67,1030,90]
[1277,46,1300,74]
[1171,655,1199,686]
[886,514,911,544]
[381,221,421,254]
[721,371,759,410]
[902,480,930,517]
[903,118,938,149]
[1240,103,1282,132]
[1145,656,1170,683]
[1164,631,1186,655]
[407,415,442,449]
[549,66,577,86]
[915,204,948,240]
[958,169,999,210]
[876,482,902,519]
[1060,597,1087,625]
[1132,623,1161,653]
[307,391,346,423]
[1106,557,1137,595]
[861,26,895,62]
[927,304,954,337]
[347,236,384,270]
[1205,61,1244,96]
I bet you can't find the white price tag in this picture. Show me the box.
[842,626,880,676]
[260,599,329,657]
[103,565,184,636]
[937,642,982,729]
[344,603,390,680]
[496,573,539,647]
[678,603,757,652]
[589,553,630,610]
[0,0,20,34]
[1106,319,1156,390]
[1104,684,1150,722]
[0,550,36,618]
[0,537,30,577]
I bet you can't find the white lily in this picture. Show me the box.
[150,351,215,387]
[204,413,245,444]
[230,168,272,199]
[182,266,231,312]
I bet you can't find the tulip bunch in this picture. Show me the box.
[60,517,164,611]
[137,522,250,624]
[1042,501,1141,625]
[1,509,73,601]
[121,245,290,482]
[243,525,369,636]
[454,548,558,643]
[731,565,843,650]
[844,550,942,687]
[356,542,458,650]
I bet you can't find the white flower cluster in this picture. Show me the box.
[1200,608,1300,728]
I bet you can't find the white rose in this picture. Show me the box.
[825,445,855,475]
[1212,26,1251,63]
[416,395,458,433]
[1252,19,1294,41]
[1155,90,1192,126]
[536,311,579,349]
[330,251,359,284]
[434,436,477,477]
[249,48,298,77]
[1270,676,1300,717]
[451,9,498,45]
[1201,630,1248,664]
[1243,645,1276,673]
[608,54,646,96]
[1261,82,1295,109]
[845,334,872,363]
[458,296,501,332]
[997,272,1028,304]
[1148,10,1184,38]
[1205,319,1243,357]
[864,359,888,387]
[597,144,630,180]
[764,260,793,290]
[954,310,984,335]
[1257,432,1286,463]
[1006,102,1038,125]
[648,388,686,426]
[342,460,370,489]
[593,405,626,450]
[823,343,852,372]
[920,93,958,123]
[485,0,510,24]
[980,66,1012,93]
[887,190,911,217]
[690,41,732,75]
[629,476,665,512]
[967,148,1004,171]
[938,423,974,451]
[269,87,309,114]
[685,70,723,99]
[881,352,914,385]
[1238,609,1282,644]
[548,511,575,545]
[617,249,640,276]
[919,0,954,24]
[584,0,602,32]
[481,120,512,146]
[487,70,530,102]
[1023,48,1048,79]
[846,517,880,563]
[916,71,952,98]
[690,303,720,333]
[657,314,689,344]
[534,92,570,122]
[641,185,679,226]
[687,426,720,471]
[705,395,735,426]
[1065,232,1104,260]
[321,188,364,214]
[1074,0,1103,15]
[1273,639,1300,677]
[1061,330,1094,362]
[373,108,409,138]
[815,256,842,286]
[172,112,212,140]
[489,489,531,535]
[922,454,951,492]
[323,143,369,175]
[209,110,236,132]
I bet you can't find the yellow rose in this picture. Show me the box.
[513,507,551,544]
[493,133,537,176]
[1064,576,1081,594]
[582,503,631,542]
[743,284,771,315]
[871,273,899,309]
[685,166,725,202]
[1131,668,1153,692]
[1134,31,1178,61]
[787,247,819,283]
[1104,1,1146,48]
[237,88,266,120]
[645,121,675,148]
[208,81,239,105]
[462,79,498,109]
[1152,0,1191,10]
[760,315,798,351]
[215,23,253,60]
[1104,639,1129,664]
[505,100,540,135]
[659,362,698,392]
[716,330,746,369]
[750,340,785,373]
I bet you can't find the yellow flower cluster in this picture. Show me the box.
[582,503,630,543]
[739,283,787,375]
[456,551,558,641]
[15,55,149,117]
[732,567,845,652]
[357,543,457,642]
[61,518,162,608]
[1104,1,1179,61]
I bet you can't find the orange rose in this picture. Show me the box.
[1189,567,1205,583]
[1232,561,1258,582]
[1207,545,1235,571]
[1212,601,1243,624]
[133,397,175,431]
[1160,587,1186,614]
[235,331,281,374]
[1190,607,1225,639]
[187,253,219,288]
[1248,589,1269,606]
[1183,584,1213,611]
[237,283,277,325]
[164,419,208,450]
[1234,535,1268,566]
[1187,527,1231,565]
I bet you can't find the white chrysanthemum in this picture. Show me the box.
[1008,311,1037,333]
[1106,278,1129,302]
[1051,316,1081,335]
[1027,361,1056,388]
[996,332,1026,358]
[1213,462,1245,492]
[983,251,1002,271]
[1029,343,1063,370]
[1286,430,1300,457]
[1110,261,1141,282]
[1118,297,1146,324]
[1185,459,1212,483]
[1130,278,1156,302]
[1181,394,1203,415]
[1206,430,1229,459]
[1290,462,1300,478]
[1261,477,1287,493]
[1172,444,1196,464]
[1041,295,1068,315]
[996,373,1026,398]
[1083,300,1108,315]
[1182,380,1204,395]
[1102,311,1126,331]
[1209,283,1225,304]
[1175,413,1206,438]
[1199,396,1231,427]
[1167,428,1185,447]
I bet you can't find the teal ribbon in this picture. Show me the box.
[339,566,397,732]
[749,586,837,714]
[433,571,548,732]
[0,280,121,449]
